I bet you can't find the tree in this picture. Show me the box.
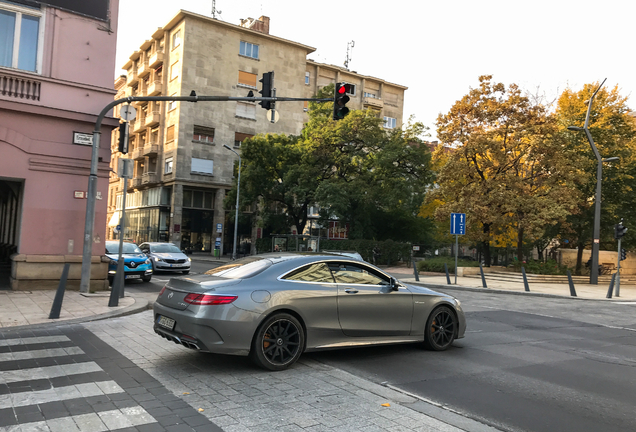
[554,83,636,274]
[429,75,578,265]
[227,84,435,243]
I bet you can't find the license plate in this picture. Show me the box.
[157,315,175,330]
[125,274,140,279]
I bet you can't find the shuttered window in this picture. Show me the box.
[238,71,257,88]
[166,125,175,141]
[191,158,213,175]
[234,132,253,147]
[236,102,255,120]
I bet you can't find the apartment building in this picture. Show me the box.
[109,10,407,254]
[0,0,119,290]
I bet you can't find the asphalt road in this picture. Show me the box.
[306,287,636,432]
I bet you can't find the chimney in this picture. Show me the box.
[239,16,270,34]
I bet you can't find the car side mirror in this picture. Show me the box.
[390,277,399,291]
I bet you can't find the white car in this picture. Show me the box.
[139,242,192,274]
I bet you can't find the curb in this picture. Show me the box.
[0,296,151,333]
[409,280,615,302]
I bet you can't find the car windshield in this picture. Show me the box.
[106,242,142,254]
[150,244,182,253]
[205,257,271,279]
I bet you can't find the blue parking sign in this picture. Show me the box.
[450,213,466,235]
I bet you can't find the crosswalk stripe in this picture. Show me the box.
[0,407,157,432]
[0,361,102,384]
[0,335,70,347]
[0,347,84,362]
[0,380,125,409]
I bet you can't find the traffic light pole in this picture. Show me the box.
[615,237,621,297]
[80,94,333,293]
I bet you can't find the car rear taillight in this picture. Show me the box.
[183,293,238,305]
[159,286,167,296]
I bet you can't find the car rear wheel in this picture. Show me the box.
[424,306,457,351]
[251,313,304,371]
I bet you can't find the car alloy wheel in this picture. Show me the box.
[424,306,457,351]
[251,313,304,371]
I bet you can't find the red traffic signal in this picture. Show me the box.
[333,83,350,120]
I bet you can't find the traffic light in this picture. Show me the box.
[614,223,628,239]
[621,248,627,261]
[118,122,129,154]
[258,71,274,110]
[333,83,350,120]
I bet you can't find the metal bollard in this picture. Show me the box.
[413,260,420,282]
[521,267,530,292]
[444,263,451,285]
[479,263,488,288]
[49,263,70,319]
[606,273,616,299]
[567,270,577,297]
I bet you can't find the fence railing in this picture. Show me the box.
[0,73,41,101]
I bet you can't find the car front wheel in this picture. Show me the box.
[251,313,304,371]
[142,275,152,283]
[424,306,457,351]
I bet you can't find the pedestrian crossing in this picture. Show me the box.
[0,333,158,431]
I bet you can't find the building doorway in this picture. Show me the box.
[0,179,22,290]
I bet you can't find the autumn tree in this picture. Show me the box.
[428,75,578,265]
[554,83,636,274]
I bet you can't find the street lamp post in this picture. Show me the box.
[223,145,241,260]
[567,78,611,285]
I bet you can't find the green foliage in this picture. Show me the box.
[416,257,479,274]
[511,259,569,275]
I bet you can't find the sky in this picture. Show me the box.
[115,0,635,140]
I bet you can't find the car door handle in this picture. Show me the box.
[344,289,359,294]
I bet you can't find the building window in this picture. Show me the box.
[0,4,42,73]
[193,125,215,143]
[239,41,259,59]
[344,83,356,96]
[172,29,181,49]
[305,72,310,85]
[183,189,214,209]
[234,132,253,148]
[164,157,173,174]
[170,61,179,80]
[236,102,256,120]
[166,125,175,142]
[191,158,213,175]
[364,92,377,99]
[383,117,397,129]
[168,93,177,111]
[238,70,257,88]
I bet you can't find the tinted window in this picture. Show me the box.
[150,243,182,253]
[205,257,271,279]
[328,262,387,285]
[283,263,335,283]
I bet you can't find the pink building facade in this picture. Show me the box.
[0,0,119,290]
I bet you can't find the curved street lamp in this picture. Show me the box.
[223,144,241,260]
[567,78,613,285]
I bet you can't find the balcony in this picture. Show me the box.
[143,143,159,157]
[131,147,144,160]
[132,118,145,133]
[363,97,383,109]
[131,177,142,188]
[147,80,163,96]
[148,50,164,68]
[137,61,150,78]
[126,69,139,86]
[141,172,158,185]
[0,72,41,101]
[145,110,160,127]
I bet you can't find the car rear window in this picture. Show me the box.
[205,257,271,279]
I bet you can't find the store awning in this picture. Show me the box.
[108,212,120,227]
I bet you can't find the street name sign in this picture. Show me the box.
[450,213,466,235]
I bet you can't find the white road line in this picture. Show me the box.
[0,347,84,362]
[0,408,157,432]
[0,335,70,347]
[0,362,102,384]
[0,381,124,409]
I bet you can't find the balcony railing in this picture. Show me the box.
[131,147,144,160]
[131,177,142,188]
[132,118,145,133]
[363,97,383,109]
[148,50,164,68]
[147,80,162,96]
[127,69,139,86]
[143,143,159,157]
[0,73,41,101]
[141,172,158,185]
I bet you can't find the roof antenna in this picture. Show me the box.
[344,40,354,70]
[211,0,222,19]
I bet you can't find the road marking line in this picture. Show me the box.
[0,361,102,384]
[0,335,70,347]
[0,347,84,362]
[0,381,124,409]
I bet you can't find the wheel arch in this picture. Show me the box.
[250,307,308,353]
